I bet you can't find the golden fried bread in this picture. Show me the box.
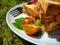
[56,15,60,23]
[37,0,48,13]
[23,4,39,18]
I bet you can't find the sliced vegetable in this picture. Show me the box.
[13,17,43,36]
[23,24,40,35]
[22,17,35,25]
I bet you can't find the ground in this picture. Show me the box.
[0,0,35,45]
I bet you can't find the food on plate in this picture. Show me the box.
[22,17,35,25]
[13,0,60,36]
[13,17,24,30]
[37,0,48,13]
[23,0,60,32]
[44,21,59,32]
[22,17,42,36]
[13,17,43,36]
[23,24,40,35]
[34,19,42,26]
[23,4,39,18]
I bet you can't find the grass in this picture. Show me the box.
[0,0,35,45]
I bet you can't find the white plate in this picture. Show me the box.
[6,3,60,45]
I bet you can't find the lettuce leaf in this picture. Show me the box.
[13,17,24,30]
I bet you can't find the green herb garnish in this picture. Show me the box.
[13,17,24,30]
[34,19,42,26]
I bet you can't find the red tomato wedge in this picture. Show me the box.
[23,24,40,36]
[23,17,35,25]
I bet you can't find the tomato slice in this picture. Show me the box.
[22,17,35,25]
[23,24,40,36]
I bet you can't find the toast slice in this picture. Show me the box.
[37,0,49,13]
[23,4,39,18]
